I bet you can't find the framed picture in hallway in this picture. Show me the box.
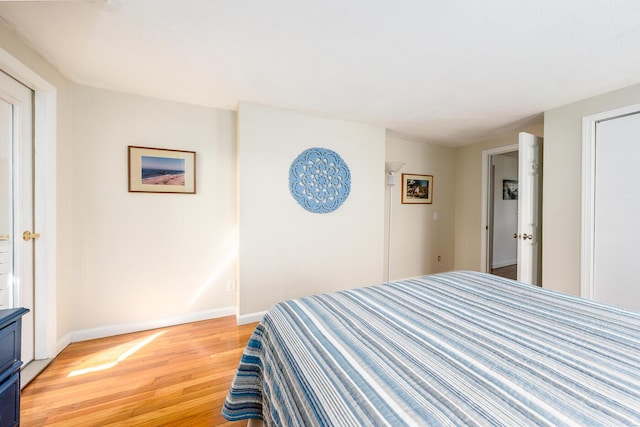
[502,179,518,200]
[128,146,196,194]
[401,173,433,204]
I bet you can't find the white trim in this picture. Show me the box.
[0,47,57,360]
[237,311,267,325]
[56,333,72,356]
[481,144,518,272]
[21,358,53,389]
[581,115,596,300]
[70,306,236,343]
[581,103,640,300]
[34,90,57,360]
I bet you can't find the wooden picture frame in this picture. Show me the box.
[401,173,433,204]
[128,146,196,194]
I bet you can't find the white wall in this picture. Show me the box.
[1,15,244,343]
[0,14,461,340]
[238,103,385,317]
[385,135,455,278]
[3,15,572,343]
[543,82,640,296]
[492,154,517,268]
[69,85,237,332]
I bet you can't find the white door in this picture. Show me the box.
[592,112,640,312]
[516,132,542,285]
[0,70,35,364]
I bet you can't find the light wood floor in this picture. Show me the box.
[21,316,258,426]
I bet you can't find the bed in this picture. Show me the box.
[223,271,640,426]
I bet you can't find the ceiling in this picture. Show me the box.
[1,0,640,147]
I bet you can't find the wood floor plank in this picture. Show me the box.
[21,316,256,426]
[491,264,517,280]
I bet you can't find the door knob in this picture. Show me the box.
[0,235,8,241]
[513,233,521,239]
[23,231,41,241]
[522,233,533,240]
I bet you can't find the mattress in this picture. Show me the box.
[223,271,640,426]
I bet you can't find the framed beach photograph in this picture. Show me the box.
[402,173,433,204]
[128,146,196,194]
[502,179,518,200]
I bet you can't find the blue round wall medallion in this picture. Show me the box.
[289,147,351,213]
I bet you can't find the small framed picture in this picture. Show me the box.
[402,173,433,204]
[502,179,518,200]
[128,146,196,194]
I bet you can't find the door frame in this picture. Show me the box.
[481,144,518,273]
[581,102,640,300]
[0,47,57,359]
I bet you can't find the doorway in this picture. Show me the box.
[0,69,35,365]
[481,133,542,285]
[0,48,58,384]
[488,151,519,280]
[481,144,518,279]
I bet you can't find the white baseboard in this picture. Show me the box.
[21,358,53,389]
[237,310,266,325]
[492,259,517,269]
[65,306,236,344]
[56,333,72,356]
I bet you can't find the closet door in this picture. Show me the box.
[593,112,640,312]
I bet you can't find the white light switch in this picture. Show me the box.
[432,212,439,221]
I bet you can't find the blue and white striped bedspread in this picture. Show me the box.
[223,271,640,426]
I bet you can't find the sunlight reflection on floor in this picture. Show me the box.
[68,330,165,378]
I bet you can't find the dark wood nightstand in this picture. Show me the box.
[0,308,29,427]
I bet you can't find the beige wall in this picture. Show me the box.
[1,16,458,343]
[543,82,640,295]
[385,135,456,278]
[453,123,543,272]
[238,103,386,317]
[1,14,242,343]
[16,14,635,344]
[69,85,237,331]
